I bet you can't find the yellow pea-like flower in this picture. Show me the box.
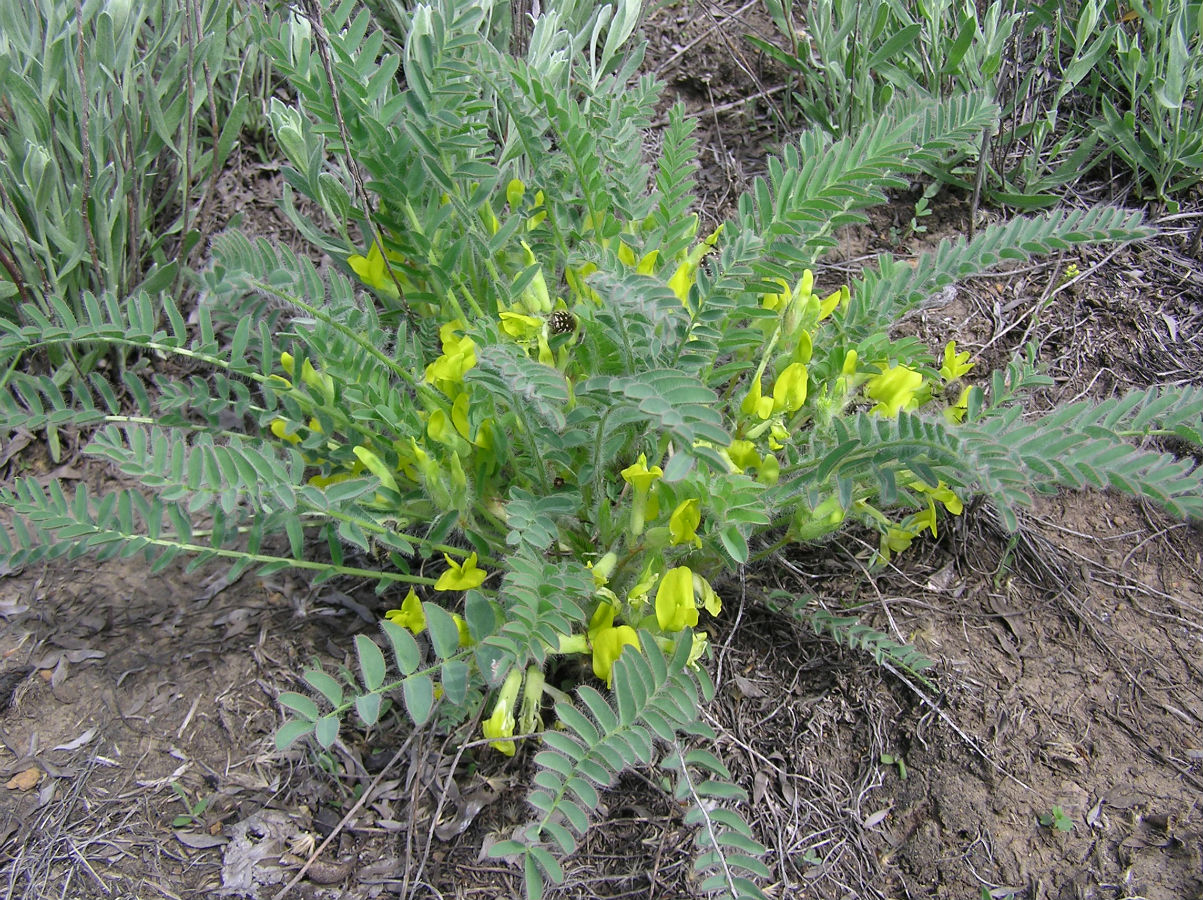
[866,365,924,417]
[384,588,425,634]
[655,566,699,632]
[434,552,488,591]
[668,498,702,548]
[482,667,522,756]
[772,362,809,414]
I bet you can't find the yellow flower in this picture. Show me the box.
[451,613,473,647]
[741,376,774,420]
[668,499,702,547]
[780,269,816,331]
[817,285,847,321]
[913,502,938,538]
[945,384,971,423]
[842,349,859,375]
[795,329,813,365]
[655,566,699,632]
[621,453,663,536]
[878,524,917,563]
[270,418,301,444]
[767,422,790,451]
[621,451,661,489]
[434,552,488,591]
[692,573,722,616]
[588,601,640,689]
[450,392,472,441]
[687,631,709,668]
[939,340,974,381]
[866,365,924,417]
[499,311,543,341]
[762,277,790,313]
[425,323,477,396]
[771,362,809,414]
[537,333,555,367]
[591,626,640,688]
[667,224,723,307]
[726,439,761,473]
[617,241,660,275]
[589,551,618,587]
[506,178,525,209]
[427,406,468,454]
[516,241,551,313]
[347,242,400,299]
[796,268,815,302]
[483,667,522,756]
[911,479,963,515]
[667,263,693,305]
[384,588,425,634]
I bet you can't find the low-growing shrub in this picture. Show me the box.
[3,1,1202,897]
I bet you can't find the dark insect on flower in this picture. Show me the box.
[547,310,575,335]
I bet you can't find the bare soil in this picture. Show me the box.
[3,2,1202,898]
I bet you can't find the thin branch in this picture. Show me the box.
[299,0,415,325]
[74,0,102,285]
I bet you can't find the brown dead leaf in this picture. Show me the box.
[5,767,42,791]
[733,673,766,698]
[434,784,499,841]
[0,428,33,467]
[175,830,229,849]
[38,669,53,682]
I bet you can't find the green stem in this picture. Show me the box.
[79,528,439,585]
[746,530,794,564]
[13,335,272,384]
[297,509,497,567]
[250,281,417,388]
[513,401,551,493]
[590,405,619,524]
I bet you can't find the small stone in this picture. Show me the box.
[5,767,42,791]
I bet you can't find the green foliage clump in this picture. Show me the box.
[753,0,1203,206]
[0,0,263,322]
[2,1,1202,897]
